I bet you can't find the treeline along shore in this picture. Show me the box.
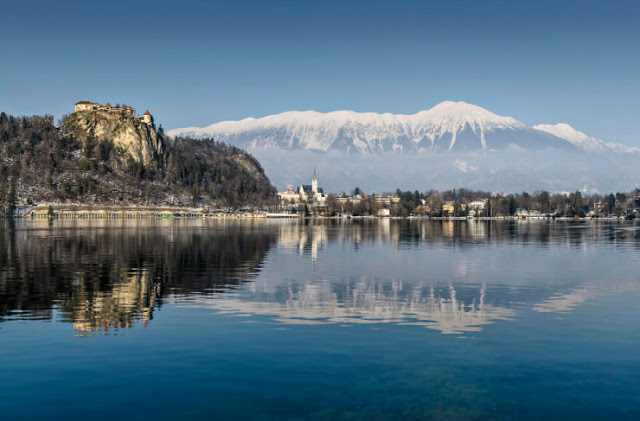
[279,187,640,220]
[27,205,297,219]
[18,186,640,220]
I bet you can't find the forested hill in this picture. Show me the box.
[0,111,276,209]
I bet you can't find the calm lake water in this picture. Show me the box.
[1,219,639,420]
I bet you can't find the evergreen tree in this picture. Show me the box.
[606,193,616,212]
[7,178,16,216]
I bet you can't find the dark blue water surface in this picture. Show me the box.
[1,219,639,420]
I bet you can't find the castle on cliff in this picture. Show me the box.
[74,101,154,125]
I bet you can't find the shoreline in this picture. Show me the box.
[5,205,633,221]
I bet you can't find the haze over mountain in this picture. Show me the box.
[168,101,640,193]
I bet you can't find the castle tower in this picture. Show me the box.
[74,101,95,112]
[142,110,153,125]
[312,167,318,195]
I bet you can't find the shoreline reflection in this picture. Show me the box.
[0,219,638,334]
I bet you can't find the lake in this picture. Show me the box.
[1,219,639,420]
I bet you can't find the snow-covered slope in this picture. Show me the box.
[168,101,575,153]
[533,123,640,153]
[168,101,640,191]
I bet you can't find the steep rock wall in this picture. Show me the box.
[66,110,164,167]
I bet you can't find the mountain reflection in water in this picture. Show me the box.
[0,219,638,335]
[202,281,516,335]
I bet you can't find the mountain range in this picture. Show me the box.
[168,101,639,193]
[168,101,638,154]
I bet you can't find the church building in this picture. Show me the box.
[277,168,327,204]
[299,168,326,203]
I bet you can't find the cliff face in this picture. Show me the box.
[66,110,164,167]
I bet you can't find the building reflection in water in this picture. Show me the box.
[0,219,638,335]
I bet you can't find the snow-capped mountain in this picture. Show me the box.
[168,101,576,153]
[168,101,640,192]
[533,123,640,154]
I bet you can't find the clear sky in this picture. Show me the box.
[1,0,638,145]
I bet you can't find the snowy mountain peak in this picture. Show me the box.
[431,100,501,115]
[168,101,556,153]
[416,101,522,125]
[411,101,525,150]
[533,123,591,144]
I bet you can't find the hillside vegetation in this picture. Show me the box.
[0,111,276,211]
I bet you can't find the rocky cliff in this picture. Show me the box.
[65,109,163,167]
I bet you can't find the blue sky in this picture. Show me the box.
[1,0,639,145]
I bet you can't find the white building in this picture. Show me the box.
[468,199,488,217]
[74,100,100,112]
[299,168,326,203]
[469,200,487,210]
[142,110,153,125]
[278,189,300,203]
[278,169,326,204]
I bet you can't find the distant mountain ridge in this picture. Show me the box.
[168,101,635,154]
[533,123,640,154]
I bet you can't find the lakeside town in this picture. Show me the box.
[20,168,640,220]
[277,169,639,219]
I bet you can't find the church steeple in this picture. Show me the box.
[312,166,318,194]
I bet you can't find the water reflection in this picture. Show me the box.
[0,219,277,332]
[0,219,638,335]
[200,281,516,335]
[533,281,639,314]
[61,269,159,333]
[276,218,640,251]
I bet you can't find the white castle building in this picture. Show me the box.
[74,101,154,125]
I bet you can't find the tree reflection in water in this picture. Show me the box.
[0,218,637,334]
[0,219,278,332]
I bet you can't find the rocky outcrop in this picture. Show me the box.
[66,110,163,167]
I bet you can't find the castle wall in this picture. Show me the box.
[75,103,95,112]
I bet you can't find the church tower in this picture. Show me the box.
[312,167,318,195]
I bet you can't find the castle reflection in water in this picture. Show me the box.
[0,219,638,335]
